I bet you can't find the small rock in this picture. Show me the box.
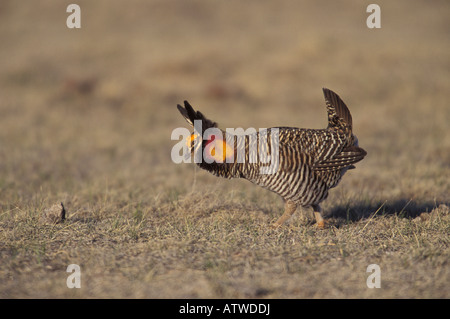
[41,202,66,224]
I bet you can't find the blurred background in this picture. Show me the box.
[0,0,448,213]
[0,0,449,299]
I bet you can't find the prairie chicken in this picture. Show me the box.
[176,88,366,228]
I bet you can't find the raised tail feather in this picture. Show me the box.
[313,145,367,171]
[323,88,353,134]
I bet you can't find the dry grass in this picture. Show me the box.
[0,0,449,298]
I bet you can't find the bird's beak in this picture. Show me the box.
[184,133,200,160]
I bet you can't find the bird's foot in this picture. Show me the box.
[270,222,283,229]
[316,220,326,229]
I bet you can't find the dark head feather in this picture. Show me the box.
[177,100,218,131]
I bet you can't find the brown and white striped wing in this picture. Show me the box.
[313,145,367,171]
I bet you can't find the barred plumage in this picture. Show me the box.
[176,88,367,227]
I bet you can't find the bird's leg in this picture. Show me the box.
[312,204,325,229]
[272,200,297,227]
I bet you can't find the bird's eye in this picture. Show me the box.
[185,133,199,148]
